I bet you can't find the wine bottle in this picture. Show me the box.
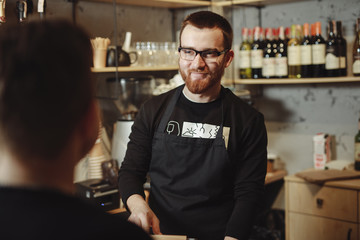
[312,21,326,77]
[301,23,313,78]
[336,21,347,76]
[275,26,288,78]
[355,115,360,171]
[285,27,291,45]
[262,27,275,79]
[353,18,360,77]
[325,20,340,77]
[260,27,266,49]
[310,23,316,44]
[251,26,263,79]
[239,27,252,79]
[288,24,301,78]
[248,28,254,45]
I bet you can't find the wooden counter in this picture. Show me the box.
[152,235,186,240]
[265,169,287,185]
[109,170,286,215]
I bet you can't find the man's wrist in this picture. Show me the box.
[127,194,147,212]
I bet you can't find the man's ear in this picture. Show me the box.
[224,49,234,68]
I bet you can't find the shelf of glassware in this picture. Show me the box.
[91,65,179,73]
[229,76,360,85]
[81,0,301,8]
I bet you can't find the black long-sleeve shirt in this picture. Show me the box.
[118,85,268,239]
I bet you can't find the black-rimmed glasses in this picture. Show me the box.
[178,47,228,62]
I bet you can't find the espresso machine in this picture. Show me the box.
[97,76,154,167]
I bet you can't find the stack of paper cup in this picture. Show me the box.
[87,122,107,179]
[91,37,110,68]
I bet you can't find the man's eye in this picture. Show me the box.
[183,49,194,55]
[203,51,218,58]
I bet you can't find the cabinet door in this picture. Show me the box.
[288,181,357,222]
[288,212,358,240]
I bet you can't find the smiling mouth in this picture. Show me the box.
[190,72,207,79]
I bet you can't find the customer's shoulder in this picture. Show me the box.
[0,187,152,240]
[59,194,152,239]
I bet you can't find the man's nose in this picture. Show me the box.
[191,53,206,68]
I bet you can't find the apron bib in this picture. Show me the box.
[149,86,234,240]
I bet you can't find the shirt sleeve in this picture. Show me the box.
[118,104,153,209]
[117,90,172,210]
[225,111,268,240]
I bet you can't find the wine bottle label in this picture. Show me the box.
[353,59,360,74]
[300,45,312,65]
[325,53,340,70]
[312,44,326,64]
[275,57,288,76]
[239,50,251,68]
[340,57,346,69]
[355,142,360,161]
[288,45,301,66]
[262,57,275,76]
[251,49,263,68]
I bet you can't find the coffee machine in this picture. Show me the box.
[97,76,154,167]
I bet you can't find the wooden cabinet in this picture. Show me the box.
[285,175,360,240]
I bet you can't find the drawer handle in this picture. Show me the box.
[316,198,323,207]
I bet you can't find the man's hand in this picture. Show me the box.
[224,236,238,240]
[127,194,161,234]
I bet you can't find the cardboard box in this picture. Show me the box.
[313,133,332,169]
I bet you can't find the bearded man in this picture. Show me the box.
[118,11,268,240]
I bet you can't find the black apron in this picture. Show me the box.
[149,85,234,240]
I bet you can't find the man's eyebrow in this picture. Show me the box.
[180,47,219,51]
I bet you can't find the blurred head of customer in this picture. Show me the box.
[0,19,99,193]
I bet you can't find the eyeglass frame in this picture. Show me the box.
[178,47,229,62]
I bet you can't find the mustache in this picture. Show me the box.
[189,69,208,74]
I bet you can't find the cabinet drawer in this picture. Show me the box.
[288,212,358,240]
[288,181,357,222]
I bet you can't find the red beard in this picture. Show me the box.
[180,66,225,94]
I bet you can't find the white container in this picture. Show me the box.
[111,120,134,167]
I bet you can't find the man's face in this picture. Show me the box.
[179,25,233,94]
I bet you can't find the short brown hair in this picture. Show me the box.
[0,19,94,160]
[179,11,233,50]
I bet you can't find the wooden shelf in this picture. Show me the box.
[81,0,303,8]
[91,65,178,73]
[228,76,360,85]
[213,0,300,7]
[81,0,211,8]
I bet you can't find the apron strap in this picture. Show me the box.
[157,84,184,133]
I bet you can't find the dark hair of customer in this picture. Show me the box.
[0,19,94,161]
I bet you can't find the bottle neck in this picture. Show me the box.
[328,20,336,38]
[336,21,343,38]
[315,22,322,36]
[279,27,285,40]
